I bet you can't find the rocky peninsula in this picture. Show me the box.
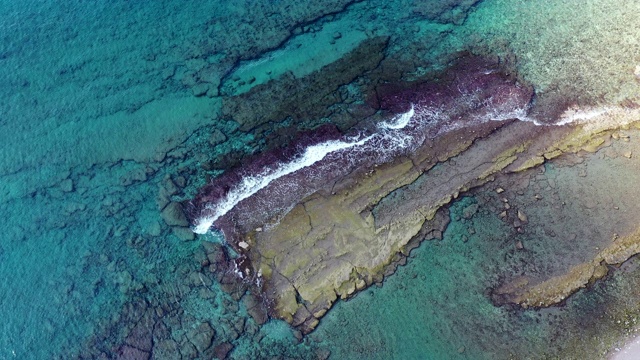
[189,50,640,335]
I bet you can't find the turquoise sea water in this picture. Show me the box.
[1,0,639,359]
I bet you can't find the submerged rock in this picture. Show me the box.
[161,202,189,227]
[116,345,149,360]
[172,227,195,241]
[462,203,479,219]
[213,342,234,359]
[186,322,215,353]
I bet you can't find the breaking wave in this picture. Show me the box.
[193,90,554,235]
[193,107,421,234]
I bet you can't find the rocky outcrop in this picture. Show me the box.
[191,48,640,333]
[191,57,544,331]
[493,226,640,309]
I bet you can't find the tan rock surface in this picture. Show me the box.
[245,115,638,331]
[495,229,640,308]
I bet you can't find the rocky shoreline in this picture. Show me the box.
[188,48,640,336]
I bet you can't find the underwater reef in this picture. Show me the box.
[3,0,640,359]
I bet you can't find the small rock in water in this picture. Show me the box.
[496,187,505,194]
[154,339,179,359]
[462,204,479,219]
[156,188,171,211]
[243,294,268,325]
[192,83,209,97]
[187,322,215,353]
[207,86,219,97]
[172,227,195,241]
[117,345,149,360]
[147,221,162,237]
[173,176,187,188]
[517,210,528,223]
[60,179,74,192]
[213,342,234,360]
[162,176,179,196]
[179,341,198,359]
[516,240,524,249]
[208,129,227,146]
[316,348,332,360]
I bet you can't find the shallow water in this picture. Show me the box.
[312,194,633,359]
[1,0,640,359]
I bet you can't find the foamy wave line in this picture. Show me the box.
[379,105,415,129]
[194,135,374,234]
[193,102,534,235]
[193,107,417,234]
[523,105,640,129]
[555,106,618,126]
[194,100,640,234]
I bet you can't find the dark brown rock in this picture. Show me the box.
[213,342,234,360]
[116,345,149,360]
[243,294,268,325]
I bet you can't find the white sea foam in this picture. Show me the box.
[193,99,562,234]
[194,134,375,234]
[194,107,417,234]
[193,97,640,234]
[379,105,415,129]
[196,100,634,235]
[555,107,613,126]
[610,332,640,360]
